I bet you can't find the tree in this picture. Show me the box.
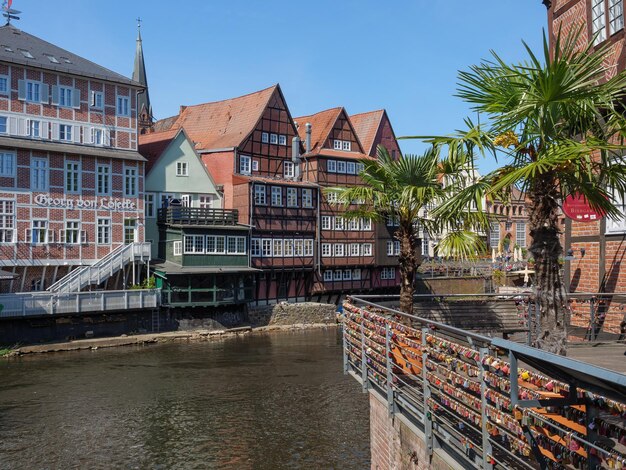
[423,31,626,354]
[327,146,485,315]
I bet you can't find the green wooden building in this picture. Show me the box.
[140,129,257,308]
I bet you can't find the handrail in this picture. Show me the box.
[157,207,239,225]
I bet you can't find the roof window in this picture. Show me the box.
[60,57,72,64]
[3,45,13,52]
[45,55,60,64]
[19,49,34,59]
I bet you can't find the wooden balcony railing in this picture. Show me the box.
[158,208,239,226]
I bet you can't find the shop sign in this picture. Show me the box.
[34,194,137,211]
[562,193,604,223]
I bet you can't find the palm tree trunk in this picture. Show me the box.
[398,222,420,316]
[528,174,569,355]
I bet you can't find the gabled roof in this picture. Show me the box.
[155,84,280,150]
[138,129,178,173]
[0,25,140,87]
[350,109,385,156]
[294,107,372,160]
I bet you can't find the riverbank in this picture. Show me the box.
[2,321,340,357]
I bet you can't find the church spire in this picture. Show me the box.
[132,18,152,133]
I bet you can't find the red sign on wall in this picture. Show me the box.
[562,193,605,223]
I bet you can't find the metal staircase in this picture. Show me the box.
[47,242,151,294]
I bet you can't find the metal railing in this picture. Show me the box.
[566,293,626,343]
[158,207,239,226]
[0,289,160,318]
[343,295,626,470]
[47,242,151,293]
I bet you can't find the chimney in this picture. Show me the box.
[305,122,312,154]
[179,105,187,114]
[292,136,301,180]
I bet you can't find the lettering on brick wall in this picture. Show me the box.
[34,194,137,211]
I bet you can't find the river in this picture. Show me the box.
[0,329,370,470]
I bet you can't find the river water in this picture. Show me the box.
[0,329,370,470]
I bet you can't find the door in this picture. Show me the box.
[124,218,138,244]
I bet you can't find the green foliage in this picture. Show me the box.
[130,276,156,290]
[492,269,506,287]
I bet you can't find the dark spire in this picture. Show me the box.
[132,18,152,132]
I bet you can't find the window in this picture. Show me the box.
[387,241,394,256]
[361,218,372,231]
[240,155,251,175]
[350,243,360,256]
[327,160,336,173]
[227,236,246,254]
[334,270,343,281]
[284,161,295,178]
[176,162,188,176]
[251,238,261,257]
[362,243,372,256]
[490,222,500,248]
[347,162,356,174]
[199,194,215,209]
[333,140,342,150]
[273,239,283,257]
[337,161,347,173]
[58,86,73,108]
[91,91,103,108]
[184,235,205,254]
[607,186,626,233]
[352,269,361,280]
[381,267,396,280]
[342,141,351,151]
[343,269,352,280]
[323,271,333,282]
[0,151,13,176]
[97,219,111,244]
[322,243,331,257]
[62,161,79,193]
[321,216,331,230]
[516,222,526,248]
[302,189,313,208]
[284,239,294,257]
[27,119,40,138]
[304,239,313,256]
[394,241,400,255]
[145,193,155,218]
[173,241,182,256]
[0,116,6,134]
[334,243,344,257]
[124,167,137,197]
[261,132,269,143]
[287,188,298,207]
[279,135,287,145]
[270,134,278,144]
[609,0,624,34]
[117,96,130,116]
[59,124,72,141]
[422,231,430,257]
[254,184,266,205]
[593,0,607,44]
[123,219,136,244]
[0,200,15,243]
[0,76,7,94]
[327,192,338,204]
[97,165,110,195]
[294,239,304,257]
[31,158,48,191]
[63,221,80,244]
[334,216,344,230]
[204,235,225,253]
[356,163,365,174]
[348,219,359,231]
[31,220,48,244]
[262,239,272,257]
[271,186,282,206]
[252,160,259,171]
[26,81,41,102]
[91,128,104,145]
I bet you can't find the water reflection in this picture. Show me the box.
[0,329,370,470]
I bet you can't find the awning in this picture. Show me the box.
[0,268,16,280]
[152,261,261,276]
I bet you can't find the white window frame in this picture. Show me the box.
[284,239,294,257]
[278,134,287,145]
[609,0,624,35]
[334,216,344,230]
[176,161,188,177]
[59,124,73,142]
[273,239,283,257]
[90,91,103,109]
[184,235,205,254]
[337,161,346,173]
[348,219,359,231]
[607,185,626,233]
[334,243,344,257]
[350,243,360,256]
[251,238,261,257]
[321,243,331,257]
[362,243,372,256]
[343,141,351,151]
[270,133,278,144]
[199,194,215,209]
[97,218,111,245]
[284,161,295,178]
[124,167,137,197]
[321,216,331,230]
[30,219,49,245]
[387,240,394,256]
[145,193,155,218]
[302,189,313,208]
[334,270,343,281]
[343,269,352,280]
[116,96,130,116]
[261,132,269,143]
[394,240,400,256]
[347,162,356,174]
[0,199,15,243]
[516,222,526,248]
[304,239,313,257]
[294,239,304,257]
[287,187,298,207]
[227,236,246,255]
[62,220,81,245]
[254,184,266,205]
[327,191,338,204]
[592,0,607,44]
[262,238,273,257]
[239,155,251,175]
[327,160,336,173]
[333,139,342,150]
[356,163,365,174]
[361,218,372,231]
[271,186,282,207]
[173,240,182,256]
[352,268,362,280]
[28,119,41,138]
[252,160,259,171]
[490,222,500,248]
[323,271,333,282]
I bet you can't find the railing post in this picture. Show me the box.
[124,291,129,310]
[422,327,433,457]
[385,321,395,416]
[479,347,493,470]
[342,311,349,375]
[589,296,596,341]
[360,314,369,392]
[509,350,519,408]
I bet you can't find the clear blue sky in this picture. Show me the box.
[19,1,547,173]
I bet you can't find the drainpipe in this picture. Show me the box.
[316,187,321,276]
[292,136,301,180]
[305,123,312,182]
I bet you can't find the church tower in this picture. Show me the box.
[133,19,153,133]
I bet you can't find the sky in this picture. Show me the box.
[16,1,547,173]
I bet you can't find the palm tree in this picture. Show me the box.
[424,31,626,354]
[327,146,486,315]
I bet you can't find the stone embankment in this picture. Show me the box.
[4,302,340,357]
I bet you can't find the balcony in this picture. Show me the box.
[158,208,239,226]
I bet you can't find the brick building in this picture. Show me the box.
[486,187,531,254]
[546,0,626,336]
[0,24,146,293]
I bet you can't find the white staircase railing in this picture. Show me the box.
[47,242,151,293]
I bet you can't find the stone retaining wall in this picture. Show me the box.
[248,302,337,327]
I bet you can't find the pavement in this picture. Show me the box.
[568,343,626,374]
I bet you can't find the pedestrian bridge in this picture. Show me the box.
[343,295,626,470]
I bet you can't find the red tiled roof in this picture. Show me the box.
[350,110,384,156]
[153,115,178,133]
[138,128,179,173]
[158,85,278,151]
[294,108,342,155]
